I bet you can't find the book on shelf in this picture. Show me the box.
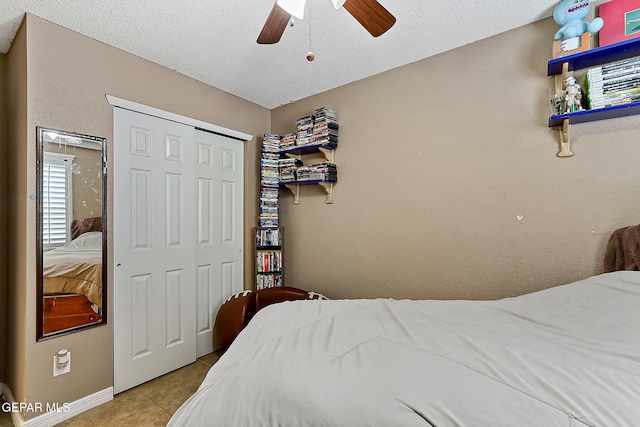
[587,91,640,109]
[587,57,640,76]
[586,81,640,97]
[586,66,640,82]
[598,0,640,47]
[582,62,640,109]
[587,83,640,99]
[586,71,640,89]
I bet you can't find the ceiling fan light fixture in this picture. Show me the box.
[330,0,346,9]
[276,0,306,19]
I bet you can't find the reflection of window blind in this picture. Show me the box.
[43,153,74,249]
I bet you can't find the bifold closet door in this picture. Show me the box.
[113,108,196,394]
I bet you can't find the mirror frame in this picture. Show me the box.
[36,126,108,340]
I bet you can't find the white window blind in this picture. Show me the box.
[43,152,74,250]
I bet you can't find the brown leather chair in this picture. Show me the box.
[212,286,327,350]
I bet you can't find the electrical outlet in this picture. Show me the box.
[53,350,71,377]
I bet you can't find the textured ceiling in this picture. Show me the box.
[0,0,559,109]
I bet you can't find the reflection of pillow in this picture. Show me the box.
[71,231,103,249]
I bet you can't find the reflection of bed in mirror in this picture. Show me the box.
[43,217,103,334]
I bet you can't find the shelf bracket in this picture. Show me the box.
[284,184,301,205]
[318,181,334,204]
[318,147,335,163]
[558,119,573,157]
[284,153,302,160]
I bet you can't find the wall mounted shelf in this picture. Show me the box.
[280,143,337,204]
[281,144,337,163]
[282,180,336,205]
[548,37,640,156]
[547,37,640,76]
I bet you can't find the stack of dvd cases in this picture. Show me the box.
[259,134,282,227]
[262,134,281,153]
[295,115,315,147]
[312,107,339,147]
[256,227,283,289]
[280,133,296,150]
[279,157,303,183]
[296,162,337,182]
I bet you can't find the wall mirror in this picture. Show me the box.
[36,127,107,340]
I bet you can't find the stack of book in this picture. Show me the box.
[278,157,303,183]
[585,57,640,109]
[259,134,282,227]
[295,115,315,147]
[296,162,337,182]
[262,134,282,153]
[312,107,339,147]
[280,133,296,150]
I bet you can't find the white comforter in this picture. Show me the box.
[169,272,640,426]
[44,231,103,308]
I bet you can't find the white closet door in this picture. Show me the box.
[195,130,244,357]
[113,108,196,394]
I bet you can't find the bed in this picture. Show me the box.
[169,271,640,426]
[43,229,103,310]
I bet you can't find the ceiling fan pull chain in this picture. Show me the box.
[307,0,315,61]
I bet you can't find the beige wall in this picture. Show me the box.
[272,17,640,301]
[5,9,640,418]
[4,17,28,405]
[5,13,269,418]
[0,49,6,383]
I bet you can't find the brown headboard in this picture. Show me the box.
[70,217,102,240]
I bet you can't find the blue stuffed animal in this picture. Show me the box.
[553,0,604,40]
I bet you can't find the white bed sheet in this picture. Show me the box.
[169,271,640,426]
[43,231,103,308]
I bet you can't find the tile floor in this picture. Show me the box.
[0,350,223,427]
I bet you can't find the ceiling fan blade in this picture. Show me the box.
[257,3,291,44]
[343,0,396,37]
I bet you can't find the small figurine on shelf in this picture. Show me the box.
[553,0,603,40]
[564,75,584,113]
[550,95,565,116]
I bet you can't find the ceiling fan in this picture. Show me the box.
[257,0,396,44]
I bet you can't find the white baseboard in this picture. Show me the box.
[2,383,113,427]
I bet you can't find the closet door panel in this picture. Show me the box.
[114,108,196,394]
